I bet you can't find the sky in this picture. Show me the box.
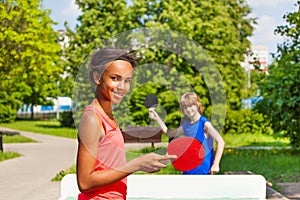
[42,0,297,61]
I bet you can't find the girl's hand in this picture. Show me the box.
[130,153,177,173]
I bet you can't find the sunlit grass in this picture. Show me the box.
[1,119,298,188]
[220,148,300,183]
[3,135,37,143]
[0,120,77,139]
[0,120,290,147]
[52,146,300,188]
[0,151,21,162]
[222,133,290,147]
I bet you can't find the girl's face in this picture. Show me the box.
[99,60,133,105]
[181,104,199,119]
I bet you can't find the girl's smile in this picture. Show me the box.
[99,60,133,105]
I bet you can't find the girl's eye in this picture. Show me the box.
[112,77,120,81]
[125,79,132,83]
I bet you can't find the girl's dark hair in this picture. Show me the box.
[88,47,136,84]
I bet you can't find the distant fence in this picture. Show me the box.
[16,112,58,120]
[16,96,72,120]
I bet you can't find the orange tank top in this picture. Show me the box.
[78,105,127,200]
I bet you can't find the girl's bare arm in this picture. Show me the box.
[77,111,176,192]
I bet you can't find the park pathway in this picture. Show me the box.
[0,127,78,200]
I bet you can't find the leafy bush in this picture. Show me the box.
[52,165,76,181]
[59,111,75,128]
[223,109,273,135]
[0,91,20,123]
[0,104,17,123]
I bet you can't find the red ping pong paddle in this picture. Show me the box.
[167,137,205,171]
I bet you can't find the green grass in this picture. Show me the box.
[0,151,21,162]
[222,133,290,147]
[1,119,298,190]
[0,120,289,147]
[220,148,300,183]
[0,120,77,139]
[2,135,37,143]
[52,146,300,188]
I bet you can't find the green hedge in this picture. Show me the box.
[223,109,273,135]
[59,111,75,128]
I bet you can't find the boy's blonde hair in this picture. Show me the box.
[180,92,204,115]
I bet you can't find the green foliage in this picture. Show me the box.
[0,0,62,121]
[51,164,76,182]
[59,111,75,128]
[0,83,23,123]
[0,96,18,123]
[255,2,300,148]
[223,109,273,135]
[64,0,130,78]
[65,0,255,132]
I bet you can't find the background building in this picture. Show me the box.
[241,45,269,73]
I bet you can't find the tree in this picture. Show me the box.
[64,0,132,79]
[63,0,134,127]
[65,0,255,131]
[126,0,255,131]
[0,0,62,121]
[255,1,300,147]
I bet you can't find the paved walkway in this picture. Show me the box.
[0,127,165,200]
[0,127,78,200]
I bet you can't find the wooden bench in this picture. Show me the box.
[122,126,163,148]
[59,174,266,200]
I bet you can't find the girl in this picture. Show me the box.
[149,92,225,175]
[76,47,176,199]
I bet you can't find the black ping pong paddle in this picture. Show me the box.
[144,94,158,109]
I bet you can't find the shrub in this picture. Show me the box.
[59,111,75,128]
[0,104,16,123]
[223,109,273,135]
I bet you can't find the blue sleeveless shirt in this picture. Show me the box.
[182,116,214,175]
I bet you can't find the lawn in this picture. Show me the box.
[0,120,77,139]
[2,135,37,143]
[51,145,300,192]
[0,151,21,162]
[0,120,290,147]
[1,119,298,190]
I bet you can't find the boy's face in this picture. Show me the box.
[99,60,133,105]
[181,104,199,119]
